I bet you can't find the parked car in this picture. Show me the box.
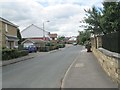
[24,45,37,53]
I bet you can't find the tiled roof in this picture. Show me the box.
[49,34,57,38]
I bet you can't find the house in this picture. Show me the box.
[67,36,77,44]
[21,24,50,41]
[49,33,57,41]
[21,24,52,47]
[0,17,19,49]
[48,33,58,43]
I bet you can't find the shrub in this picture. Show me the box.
[38,46,49,52]
[46,42,59,51]
[58,44,65,48]
[18,45,24,50]
[45,42,51,46]
[2,49,28,60]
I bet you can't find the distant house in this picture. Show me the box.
[67,36,77,44]
[49,33,57,41]
[0,17,19,49]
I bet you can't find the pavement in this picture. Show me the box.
[61,48,118,88]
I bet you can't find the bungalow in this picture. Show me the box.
[0,17,19,49]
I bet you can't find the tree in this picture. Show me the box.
[57,36,65,41]
[17,28,22,45]
[78,31,91,45]
[84,6,104,35]
[84,1,120,35]
[102,2,120,33]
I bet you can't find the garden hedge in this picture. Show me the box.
[2,49,28,60]
[38,46,49,52]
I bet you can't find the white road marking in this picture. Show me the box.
[75,63,84,68]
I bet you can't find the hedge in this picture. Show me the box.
[49,45,59,50]
[2,49,29,60]
[38,46,49,52]
[38,43,65,52]
[58,44,65,48]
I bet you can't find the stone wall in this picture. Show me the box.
[91,36,120,85]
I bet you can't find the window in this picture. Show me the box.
[5,24,8,32]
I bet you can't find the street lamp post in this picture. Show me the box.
[43,21,50,41]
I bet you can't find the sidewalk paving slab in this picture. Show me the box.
[62,49,118,88]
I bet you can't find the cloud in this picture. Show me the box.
[0,0,103,36]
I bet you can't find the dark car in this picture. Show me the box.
[25,45,37,53]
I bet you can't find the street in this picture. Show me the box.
[3,45,82,88]
[1,1,119,89]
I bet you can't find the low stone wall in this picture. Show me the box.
[92,47,120,85]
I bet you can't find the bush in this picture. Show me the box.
[58,44,65,48]
[38,46,49,52]
[2,49,28,60]
[45,42,51,46]
[18,45,24,50]
[46,42,59,51]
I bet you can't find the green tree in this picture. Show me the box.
[17,28,22,45]
[84,6,104,35]
[84,1,120,34]
[101,2,120,33]
[78,31,90,45]
[57,36,65,41]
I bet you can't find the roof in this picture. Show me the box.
[0,17,18,27]
[21,24,50,39]
[49,34,57,38]
[6,35,19,41]
[21,24,48,33]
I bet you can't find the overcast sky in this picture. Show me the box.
[0,0,103,37]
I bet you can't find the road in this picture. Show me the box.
[3,45,82,88]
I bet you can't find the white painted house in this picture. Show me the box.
[21,24,50,40]
[21,24,50,47]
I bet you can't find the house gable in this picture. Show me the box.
[21,24,50,39]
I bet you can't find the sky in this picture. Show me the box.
[0,0,103,37]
